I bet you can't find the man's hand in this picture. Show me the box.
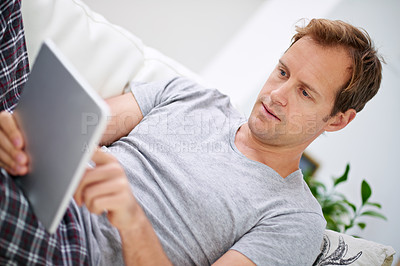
[74,148,173,265]
[0,111,29,175]
[74,148,140,231]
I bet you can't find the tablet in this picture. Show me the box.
[13,40,110,234]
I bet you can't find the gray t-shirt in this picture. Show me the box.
[81,77,326,265]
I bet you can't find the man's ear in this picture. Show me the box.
[325,109,357,132]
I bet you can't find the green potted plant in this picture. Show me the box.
[304,164,387,235]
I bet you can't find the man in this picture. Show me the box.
[0,18,382,265]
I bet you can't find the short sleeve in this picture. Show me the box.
[231,212,326,266]
[129,77,201,117]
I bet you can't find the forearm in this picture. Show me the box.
[100,92,143,146]
[119,207,173,266]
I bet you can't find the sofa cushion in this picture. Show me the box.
[21,0,203,98]
[314,230,395,266]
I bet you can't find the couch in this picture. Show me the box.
[21,0,396,265]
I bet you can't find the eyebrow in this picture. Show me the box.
[278,59,321,98]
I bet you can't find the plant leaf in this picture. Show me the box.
[343,199,357,213]
[361,180,372,205]
[366,202,382,209]
[325,215,342,232]
[333,164,350,187]
[322,202,350,216]
[312,181,327,191]
[344,223,353,232]
[360,210,387,220]
[357,222,366,229]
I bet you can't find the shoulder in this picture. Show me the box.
[131,76,228,103]
[165,77,231,103]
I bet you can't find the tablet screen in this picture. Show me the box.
[14,40,109,233]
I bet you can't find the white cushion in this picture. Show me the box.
[315,230,396,266]
[21,0,204,98]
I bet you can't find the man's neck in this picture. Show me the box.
[234,123,305,178]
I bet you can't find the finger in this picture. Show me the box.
[0,111,24,149]
[14,165,29,176]
[0,130,27,163]
[74,168,95,206]
[90,148,117,166]
[74,162,122,206]
[86,189,137,230]
[87,192,129,215]
[0,150,28,176]
[83,177,129,214]
[100,194,139,230]
[0,146,17,171]
[0,161,17,176]
[85,175,128,201]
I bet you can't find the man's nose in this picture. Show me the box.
[270,83,289,107]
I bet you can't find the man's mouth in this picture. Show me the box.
[262,103,281,121]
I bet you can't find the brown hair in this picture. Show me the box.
[291,18,383,116]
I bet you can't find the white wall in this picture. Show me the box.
[82,0,264,73]
[84,0,400,261]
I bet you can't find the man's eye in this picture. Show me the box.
[302,89,310,98]
[280,69,287,77]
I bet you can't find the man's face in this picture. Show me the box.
[248,37,352,149]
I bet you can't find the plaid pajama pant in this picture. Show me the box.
[0,170,90,265]
[0,0,29,112]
